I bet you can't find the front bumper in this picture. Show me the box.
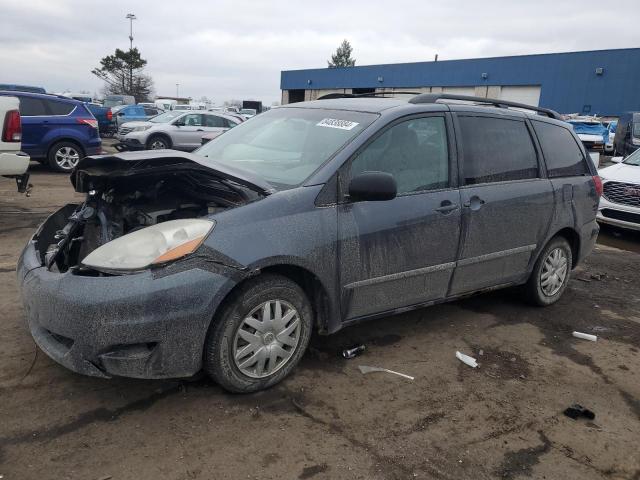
[17,214,236,379]
[597,196,640,231]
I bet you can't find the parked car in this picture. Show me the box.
[155,99,177,111]
[173,104,194,111]
[0,94,30,191]
[201,116,243,144]
[0,91,101,172]
[0,84,46,94]
[112,104,163,129]
[604,120,617,153]
[117,111,241,151]
[613,112,640,157]
[566,117,607,151]
[103,95,135,108]
[597,148,640,231]
[17,94,601,392]
[240,108,257,119]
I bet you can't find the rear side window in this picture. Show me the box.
[46,100,75,115]
[205,115,226,128]
[532,121,589,177]
[459,116,538,185]
[19,97,47,116]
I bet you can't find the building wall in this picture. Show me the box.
[280,48,640,116]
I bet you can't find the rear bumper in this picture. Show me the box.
[577,219,599,264]
[0,151,30,175]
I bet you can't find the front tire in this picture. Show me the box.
[203,274,313,393]
[146,135,171,150]
[48,141,83,172]
[524,237,572,306]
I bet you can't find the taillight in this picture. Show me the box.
[106,109,112,121]
[2,109,21,142]
[77,118,98,129]
[593,175,603,197]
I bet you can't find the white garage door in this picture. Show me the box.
[499,86,541,107]
[442,86,476,96]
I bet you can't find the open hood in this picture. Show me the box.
[71,150,275,195]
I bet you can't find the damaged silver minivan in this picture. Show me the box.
[18,94,601,392]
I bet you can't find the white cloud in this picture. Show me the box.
[0,0,637,104]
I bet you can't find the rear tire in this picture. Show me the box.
[524,237,572,306]
[146,135,171,150]
[203,274,313,393]
[48,141,83,173]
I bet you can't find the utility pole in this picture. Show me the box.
[126,13,136,94]
[176,83,180,98]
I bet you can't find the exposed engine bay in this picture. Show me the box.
[36,152,269,274]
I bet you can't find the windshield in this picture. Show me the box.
[194,107,377,188]
[623,148,640,166]
[609,121,617,133]
[150,111,183,123]
[241,109,256,115]
[633,123,640,138]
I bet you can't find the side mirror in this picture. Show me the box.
[348,171,397,202]
[173,120,183,127]
[117,112,125,117]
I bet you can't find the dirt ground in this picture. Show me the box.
[1,163,639,480]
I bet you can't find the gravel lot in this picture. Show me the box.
[1,164,639,480]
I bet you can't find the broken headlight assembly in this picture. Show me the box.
[82,219,215,273]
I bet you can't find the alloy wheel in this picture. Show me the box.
[55,146,80,170]
[540,247,568,296]
[150,139,167,149]
[232,299,301,378]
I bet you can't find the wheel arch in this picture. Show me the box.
[212,262,335,335]
[47,137,85,158]
[146,132,173,148]
[547,227,580,268]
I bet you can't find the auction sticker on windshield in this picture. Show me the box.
[316,118,360,130]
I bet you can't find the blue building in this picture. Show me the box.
[280,48,640,116]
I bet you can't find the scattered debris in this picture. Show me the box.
[590,273,607,281]
[563,404,595,420]
[478,349,484,356]
[573,331,597,342]
[342,344,366,359]
[358,365,414,381]
[456,351,478,368]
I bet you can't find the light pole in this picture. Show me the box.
[126,13,136,50]
[125,13,136,95]
[176,83,180,98]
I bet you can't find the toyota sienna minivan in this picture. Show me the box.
[18,93,601,392]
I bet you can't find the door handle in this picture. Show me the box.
[435,201,459,214]
[463,196,485,210]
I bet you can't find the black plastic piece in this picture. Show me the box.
[342,344,366,359]
[409,93,563,120]
[563,404,595,420]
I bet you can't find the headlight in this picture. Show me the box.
[132,125,151,132]
[82,219,214,272]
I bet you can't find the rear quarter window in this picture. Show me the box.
[458,116,539,185]
[46,100,75,115]
[19,97,48,116]
[532,121,589,177]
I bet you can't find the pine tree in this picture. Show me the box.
[328,40,356,68]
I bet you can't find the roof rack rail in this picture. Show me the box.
[317,91,424,100]
[409,93,563,120]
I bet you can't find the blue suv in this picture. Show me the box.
[0,91,102,172]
